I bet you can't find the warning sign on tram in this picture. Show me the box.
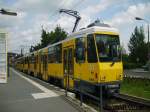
[0,30,7,83]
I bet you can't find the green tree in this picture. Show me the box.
[30,26,67,52]
[33,43,41,51]
[49,26,68,44]
[41,29,49,48]
[128,26,148,64]
[41,26,67,47]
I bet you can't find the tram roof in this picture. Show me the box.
[23,25,119,56]
[69,26,119,37]
[46,26,119,48]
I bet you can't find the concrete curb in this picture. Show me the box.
[65,92,97,112]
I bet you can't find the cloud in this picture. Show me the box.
[107,3,150,52]
[8,27,41,53]
[6,0,84,53]
[1,0,150,54]
[78,0,121,30]
[81,0,116,16]
[110,3,150,27]
[13,0,75,14]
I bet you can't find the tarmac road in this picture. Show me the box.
[124,69,150,79]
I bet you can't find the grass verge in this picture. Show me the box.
[120,77,150,100]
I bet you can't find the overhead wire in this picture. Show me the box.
[57,0,86,31]
[43,0,68,30]
[71,0,86,10]
[43,0,87,34]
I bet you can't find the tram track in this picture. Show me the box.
[112,93,150,107]
[76,93,150,112]
[104,93,150,112]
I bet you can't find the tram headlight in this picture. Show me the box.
[117,74,122,80]
[101,76,106,80]
[107,84,119,88]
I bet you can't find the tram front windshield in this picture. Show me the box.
[95,34,121,62]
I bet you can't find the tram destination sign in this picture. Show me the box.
[0,31,7,83]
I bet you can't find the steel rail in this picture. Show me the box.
[112,93,150,107]
[103,94,150,111]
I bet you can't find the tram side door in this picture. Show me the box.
[39,55,41,75]
[34,56,36,71]
[43,55,48,80]
[27,57,30,74]
[63,47,74,90]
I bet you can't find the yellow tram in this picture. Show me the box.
[15,23,123,96]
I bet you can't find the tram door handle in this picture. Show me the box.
[64,74,67,77]
[91,71,94,74]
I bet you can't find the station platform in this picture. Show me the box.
[0,68,78,112]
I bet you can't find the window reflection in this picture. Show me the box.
[96,34,121,62]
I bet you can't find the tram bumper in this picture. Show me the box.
[104,82,121,95]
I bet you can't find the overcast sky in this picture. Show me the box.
[0,0,150,53]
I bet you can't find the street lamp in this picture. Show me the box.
[135,17,150,62]
[0,8,17,16]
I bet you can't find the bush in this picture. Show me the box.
[148,60,150,70]
[123,62,143,69]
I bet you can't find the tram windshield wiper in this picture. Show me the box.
[110,57,117,67]
[95,34,121,62]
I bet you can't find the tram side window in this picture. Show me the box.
[36,55,38,63]
[27,57,29,64]
[31,57,33,63]
[55,44,62,63]
[48,46,55,63]
[25,58,27,64]
[25,57,27,64]
[24,58,26,64]
[75,37,85,63]
[40,55,43,62]
[34,56,36,63]
[87,34,97,62]
[29,57,31,63]
[26,57,28,64]
[23,58,24,64]
[48,44,62,63]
